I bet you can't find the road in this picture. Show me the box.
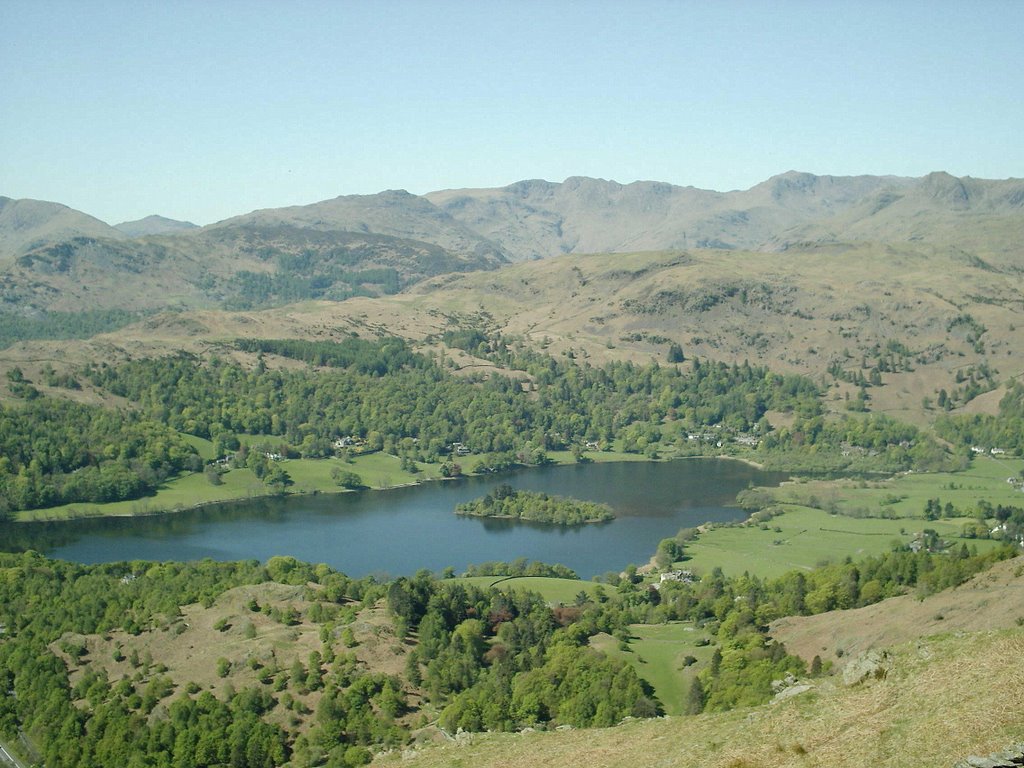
[0,739,27,768]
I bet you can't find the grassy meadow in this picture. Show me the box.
[452,576,605,605]
[679,505,1002,579]
[591,622,714,715]
[679,455,1021,578]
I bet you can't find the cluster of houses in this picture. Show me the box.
[652,570,696,590]
[972,446,1009,455]
[333,436,364,450]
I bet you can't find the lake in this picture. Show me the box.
[0,459,787,579]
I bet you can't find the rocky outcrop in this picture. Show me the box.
[841,649,891,686]
[953,744,1024,768]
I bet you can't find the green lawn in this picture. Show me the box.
[180,433,217,461]
[14,453,441,522]
[451,576,605,605]
[15,469,269,521]
[546,449,652,464]
[285,452,442,492]
[680,505,1001,579]
[591,622,714,715]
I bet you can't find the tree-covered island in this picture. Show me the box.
[456,485,615,524]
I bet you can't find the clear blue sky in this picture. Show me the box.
[2,0,1022,226]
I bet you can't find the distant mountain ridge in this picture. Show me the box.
[0,196,125,259]
[426,171,1024,260]
[207,188,507,261]
[114,215,199,237]
[1,171,1022,316]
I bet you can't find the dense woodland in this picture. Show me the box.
[455,486,615,525]
[0,308,149,350]
[1,334,829,514]
[0,541,1011,767]
[759,412,959,473]
[0,398,199,513]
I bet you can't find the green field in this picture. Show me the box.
[675,454,1022,578]
[285,452,444,491]
[180,433,217,461]
[14,452,440,522]
[772,455,1024,520]
[591,622,714,715]
[14,468,270,521]
[545,449,653,464]
[452,576,605,605]
[681,505,1002,579]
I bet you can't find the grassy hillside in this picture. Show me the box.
[380,628,1024,768]
[590,622,714,716]
[771,554,1024,668]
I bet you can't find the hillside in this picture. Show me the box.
[1,170,1022,423]
[386,557,1024,768]
[771,554,1024,669]
[207,189,508,263]
[0,196,125,262]
[381,628,1024,768]
[0,220,504,316]
[3,239,1021,424]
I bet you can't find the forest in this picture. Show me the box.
[0,397,199,513]
[0,308,150,349]
[0,540,1012,767]
[0,332,971,517]
[1,334,830,513]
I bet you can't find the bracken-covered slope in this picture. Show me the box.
[3,241,1020,424]
[771,554,1024,670]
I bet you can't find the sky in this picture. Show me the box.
[2,0,1022,226]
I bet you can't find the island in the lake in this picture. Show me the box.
[455,485,615,525]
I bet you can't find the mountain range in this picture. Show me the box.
[2,170,1023,423]
[2,171,1022,316]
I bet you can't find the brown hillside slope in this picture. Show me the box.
[3,244,1022,422]
[380,628,1024,768]
[771,555,1024,670]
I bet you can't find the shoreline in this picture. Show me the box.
[10,450,768,524]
